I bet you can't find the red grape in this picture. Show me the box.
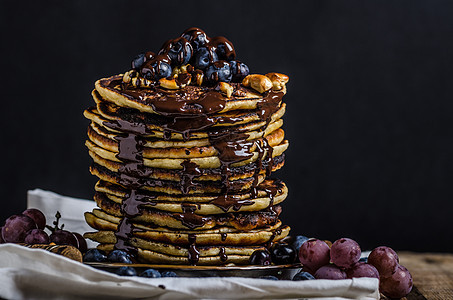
[380,264,413,298]
[24,229,50,244]
[368,246,399,277]
[314,265,347,280]
[22,208,46,230]
[298,239,331,271]
[50,230,78,247]
[346,262,379,279]
[72,232,88,252]
[330,238,361,268]
[2,214,37,243]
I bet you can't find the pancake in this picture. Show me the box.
[87,122,286,159]
[86,139,289,170]
[84,106,285,141]
[95,75,266,115]
[95,183,287,215]
[84,221,289,246]
[83,28,291,265]
[95,179,283,203]
[93,89,287,130]
[89,150,285,182]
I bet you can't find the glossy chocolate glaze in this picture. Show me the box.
[188,233,199,265]
[219,247,228,262]
[174,203,208,230]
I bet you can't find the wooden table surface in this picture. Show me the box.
[381,252,453,300]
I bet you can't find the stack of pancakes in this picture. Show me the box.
[83,66,290,265]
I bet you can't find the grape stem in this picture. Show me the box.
[45,211,65,232]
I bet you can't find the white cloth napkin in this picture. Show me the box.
[0,189,380,299]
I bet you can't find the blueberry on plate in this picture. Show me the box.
[193,47,218,70]
[270,243,297,265]
[292,235,309,252]
[164,37,193,66]
[259,275,279,280]
[249,249,272,266]
[116,266,137,276]
[205,61,232,83]
[292,271,315,281]
[107,250,133,264]
[132,53,145,70]
[140,268,161,278]
[84,249,107,262]
[229,60,249,82]
[161,271,178,277]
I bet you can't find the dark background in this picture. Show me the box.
[1,0,452,252]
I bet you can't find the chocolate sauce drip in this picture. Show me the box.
[263,179,283,215]
[210,194,253,213]
[114,218,137,253]
[175,73,192,86]
[102,120,152,253]
[188,234,199,265]
[103,119,150,136]
[180,160,202,194]
[175,203,208,229]
[251,140,265,198]
[266,228,283,249]
[221,233,227,241]
[262,138,274,177]
[219,247,228,262]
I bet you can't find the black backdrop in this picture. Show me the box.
[1,0,452,252]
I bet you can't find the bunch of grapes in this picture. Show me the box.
[297,237,412,298]
[0,209,87,253]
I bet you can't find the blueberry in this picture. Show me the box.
[141,58,172,81]
[205,61,232,83]
[292,271,315,281]
[161,271,178,277]
[165,37,193,66]
[181,27,209,51]
[211,36,236,61]
[194,47,218,70]
[249,249,272,266]
[116,266,137,276]
[83,249,107,263]
[107,250,133,264]
[139,268,161,278]
[131,53,145,70]
[270,244,297,265]
[292,235,309,252]
[229,60,250,82]
[259,275,279,280]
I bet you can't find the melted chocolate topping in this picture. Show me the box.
[188,233,200,265]
[219,247,228,262]
[174,203,208,229]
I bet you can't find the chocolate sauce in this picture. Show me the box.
[219,247,228,262]
[221,233,227,241]
[102,120,152,253]
[180,160,201,194]
[210,194,253,213]
[174,203,208,229]
[188,234,199,265]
